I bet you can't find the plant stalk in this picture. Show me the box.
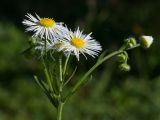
[63,54,70,75]
[57,56,64,120]
[59,57,63,83]
[65,44,140,101]
[71,50,123,95]
[57,102,64,120]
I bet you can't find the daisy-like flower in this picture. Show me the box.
[22,13,68,40]
[62,28,102,60]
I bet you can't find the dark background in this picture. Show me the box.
[0,0,160,120]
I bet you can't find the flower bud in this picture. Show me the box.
[117,52,128,63]
[54,42,65,49]
[29,37,36,46]
[119,63,130,72]
[124,37,137,49]
[140,35,153,49]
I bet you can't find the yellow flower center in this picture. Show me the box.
[71,37,85,48]
[39,18,55,27]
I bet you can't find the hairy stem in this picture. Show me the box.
[65,44,140,101]
[63,54,70,75]
[59,57,63,83]
[57,102,64,120]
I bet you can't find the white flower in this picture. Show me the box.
[22,13,68,40]
[62,28,102,60]
[140,35,153,49]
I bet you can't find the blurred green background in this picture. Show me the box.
[0,0,160,120]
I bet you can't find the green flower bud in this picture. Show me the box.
[140,35,153,49]
[119,63,130,72]
[29,37,36,46]
[124,37,137,49]
[117,52,128,63]
[54,42,65,49]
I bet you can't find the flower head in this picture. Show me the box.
[62,28,102,60]
[140,35,153,49]
[22,13,68,40]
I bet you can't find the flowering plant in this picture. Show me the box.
[22,13,153,120]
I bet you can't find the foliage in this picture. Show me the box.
[0,0,160,119]
[0,22,159,120]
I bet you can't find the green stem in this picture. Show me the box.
[126,44,140,50]
[42,60,53,92]
[59,56,63,83]
[71,49,123,95]
[44,67,53,92]
[57,102,64,120]
[57,56,65,120]
[63,54,70,76]
[44,39,47,56]
[65,44,140,101]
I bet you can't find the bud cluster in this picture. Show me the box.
[124,37,137,49]
[117,51,130,72]
[117,35,153,72]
